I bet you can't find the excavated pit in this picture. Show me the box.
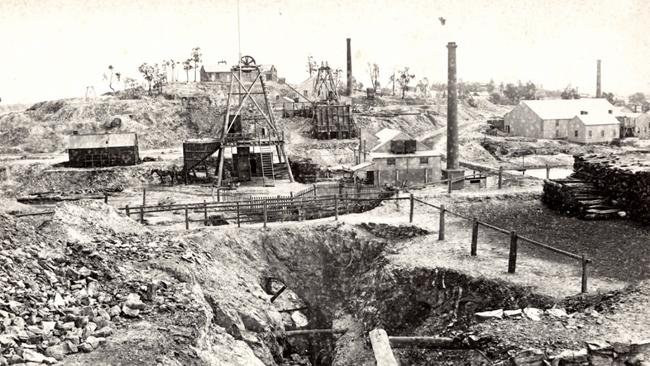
[243,222,555,366]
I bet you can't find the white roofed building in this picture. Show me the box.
[504,98,619,141]
[351,128,441,186]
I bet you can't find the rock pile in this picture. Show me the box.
[512,339,650,366]
[0,204,200,365]
[358,223,430,240]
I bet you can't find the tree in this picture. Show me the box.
[191,47,202,82]
[105,65,120,93]
[388,73,396,96]
[488,92,502,105]
[138,63,156,94]
[307,55,318,77]
[367,63,380,92]
[168,59,176,82]
[503,81,537,104]
[561,86,580,99]
[183,59,193,83]
[397,67,415,99]
[416,78,430,97]
[487,79,495,93]
[629,92,646,105]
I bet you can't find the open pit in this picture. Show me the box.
[2,200,646,366]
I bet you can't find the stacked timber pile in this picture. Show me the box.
[542,178,623,220]
[573,153,650,224]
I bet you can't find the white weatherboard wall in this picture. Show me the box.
[568,117,619,144]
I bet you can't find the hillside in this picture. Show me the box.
[0,82,509,167]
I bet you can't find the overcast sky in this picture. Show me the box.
[1,0,649,104]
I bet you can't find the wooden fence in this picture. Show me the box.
[406,194,590,293]
[120,189,396,229]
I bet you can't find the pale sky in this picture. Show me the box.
[1,0,649,104]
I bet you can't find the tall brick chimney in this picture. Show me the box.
[444,42,464,189]
[596,59,602,98]
[447,42,459,170]
[346,38,352,96]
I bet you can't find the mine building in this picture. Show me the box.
[504,99,620,142]
[200,62,231,82]
[351,128,441,186]
[183,55,294,186]
[67,132,139,168]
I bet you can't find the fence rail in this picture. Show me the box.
[411,196,589,293]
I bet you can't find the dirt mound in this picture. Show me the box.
[41,201,146,243]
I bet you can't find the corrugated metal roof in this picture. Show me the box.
[69,133,138,149]
[572,113,620,126]
[521,98,615,120]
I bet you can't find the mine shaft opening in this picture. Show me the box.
[252,224,556,366]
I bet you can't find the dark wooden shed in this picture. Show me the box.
[67,132,139,168]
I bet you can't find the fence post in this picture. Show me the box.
[409,193,414,223]
[471,218,479,256]
[438,205,445,241]
[447,178,452,194]
[140,205,144,224]
[217,189,221,202]
[546,164,550,179]
[142,187,146,209]
[104,192,108,204]
[345,192,349,214]
[263,200,268,228]
[508,231,518,273]
[335,195,339,220]
[185,206,189,230]
[125,204,130,217]
[300,197,304,221]
[203,200,208,226]
[498,166,503,189]
[581,255,589,293]
[313,184,317,197]
[236,201,241,228]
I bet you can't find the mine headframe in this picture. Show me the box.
[214,55,294,187]
[313,62,340,104]
[310,62,357,140]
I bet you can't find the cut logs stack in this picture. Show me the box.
[542,178,622,220]
[572,152,650,224]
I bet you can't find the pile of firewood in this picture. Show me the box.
[573,153,650,224]
[542,178,621,220]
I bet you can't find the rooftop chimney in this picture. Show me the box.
[346,38,352,96]
[596,59,602,98]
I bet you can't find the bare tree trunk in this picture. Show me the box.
[186,70,189,83]
[194,62,197,82]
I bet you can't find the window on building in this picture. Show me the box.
[555,120,559,127]
[588,130,592,138]
[574,130,579,137]
[601,130,605,137]
[387,158,396,166]
[419,157,429,164]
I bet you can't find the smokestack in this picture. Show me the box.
[346,38,352,97]
[447,42,459,170]
[596,59,602,98]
